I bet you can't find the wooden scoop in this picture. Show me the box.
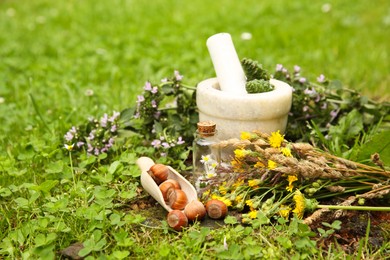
[136,156,198,212]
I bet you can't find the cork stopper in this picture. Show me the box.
[197,121,216,137]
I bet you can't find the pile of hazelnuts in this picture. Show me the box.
[148,163,228,231]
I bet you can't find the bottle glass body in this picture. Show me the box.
[192,130,220,191]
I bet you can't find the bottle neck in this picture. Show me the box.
[196,130,217,138]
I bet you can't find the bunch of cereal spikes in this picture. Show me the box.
[217,130,389,180]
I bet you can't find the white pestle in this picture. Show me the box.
[206,33,247,94]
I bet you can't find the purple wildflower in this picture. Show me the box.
[154,111,161,119]
[87,143,93,153]
[137,95,145,103]
[100,113,108,127]
[108,137,115,146]
[151,100,157,108]
[110,124,117,132]
[176,136,185,145]
[174,70,183,81]
[302,105,309,112]
[321,102,328,110]
[276,64,283,71]
[299,77,307,84]
[162,142,170,149]
[109,111,120,122]
[151,139,161,148]
[77,141,85,148]
[151,86,158,94]
[330,109,339,120]
[144,81,152,91]
[88,130,96,140]
[64,126,78,141]
[64,132,74,142]
[304,88,317,96]
[294,65,301,73]
[317,74,326,83]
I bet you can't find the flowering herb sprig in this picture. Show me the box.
[120,70,198,168]
[272,64,389,156]
[201,130,389,225]
[64,111,120,156]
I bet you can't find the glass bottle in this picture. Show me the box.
[192,121,221,191]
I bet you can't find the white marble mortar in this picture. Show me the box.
[196,78,293,140]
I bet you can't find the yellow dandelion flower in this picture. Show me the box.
[219,184,228,195]
[248,179,261,187]
[286,175,298,192]
[234,148,250,160]
[211,195,232,207]
[279,205,291,218]
[281,147,292,157]
[245,199,253,208]
[269,130,284,148]
[233,179,244,188]
[292,190,305,219]
[254,160,265,168]
[267,160,277,170]
[235,195,243,203]
[248,210,258,219]
[240,131,252,140]
[206,172,216,178]
[242,217,251,224]
[231,159,244,172]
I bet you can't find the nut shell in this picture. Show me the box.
[184,200,206,221]
[148,164,169,184]
[164,179,181,189]
[168,189,188,210]
[167,210,188,231]
[206,199,228,219]
[159,181,175,202]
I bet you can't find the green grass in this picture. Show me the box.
[0,0,389,258]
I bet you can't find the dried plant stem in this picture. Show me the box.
[316,205,390,211]
[304,186,390,225]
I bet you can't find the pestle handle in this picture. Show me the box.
[206,33,247,94]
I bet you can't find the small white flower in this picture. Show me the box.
[64,144,74,151]
[321,3,331,13]
[200,155,210,164]
[240,32,252,40]
[210,161,218,169]
[85,89,94,96]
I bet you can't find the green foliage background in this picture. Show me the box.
[1,0,389,145]
[0,0,389,258]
